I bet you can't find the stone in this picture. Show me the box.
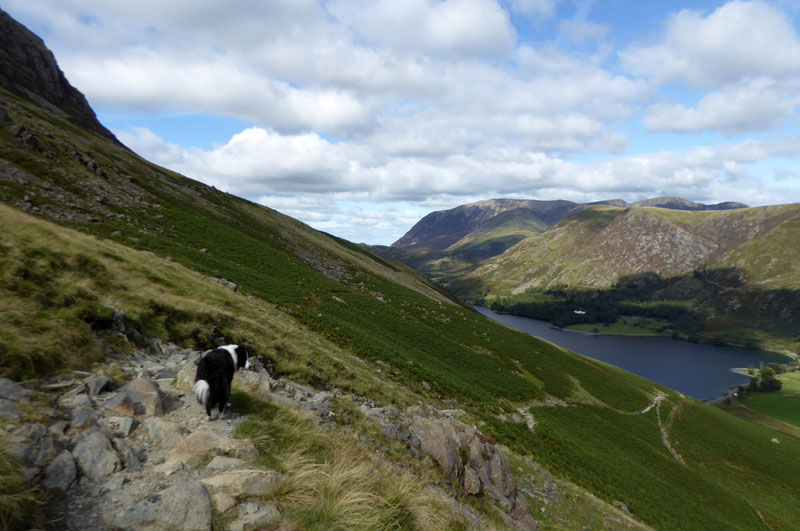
[201,469,282,497]
[0,398,22,420]
[174,360,197,391]
[229,501,281,531]
[86,376,112,396]
[212,491,237,513]
[106,394,135,416]
[165,430,258,466]
[154,459,184,477]
[114,438,142,471]
[115,480,212,531]
[0,378,30,402]
[106,379,166,416]
[463,466,481,495]
[72,426,120,481]
[421,381,431,391]
[206,456,244,469]
[143,417,185,449]
[71,406,98,428]
[49,420,69,437]
[118,416,137,437]
[42,450,76,490]
[8,423,56,467]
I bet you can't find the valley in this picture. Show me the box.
[1,8,800,531]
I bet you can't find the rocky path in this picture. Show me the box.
[3,342,288,530]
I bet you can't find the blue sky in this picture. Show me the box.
[5,0,800,244]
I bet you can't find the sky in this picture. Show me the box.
[5,0,800,244]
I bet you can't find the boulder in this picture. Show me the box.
[70,406,98,428]
[86,376,112,396]
[212,491,237,513]
[174,360,197,391]
[72,426,120,481]
[106,379,166,417]
[201,469,282,497]
[0,398,22,420]
[115,480,212,531]
[408,416,534,527]
[8,423,56,467]
[206,456,244,469]
[42,450,76,490]
[143,417,185,449]
[0,378,30,402]
[164,430,258,466]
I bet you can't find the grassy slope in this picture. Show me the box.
[2,88,800,528]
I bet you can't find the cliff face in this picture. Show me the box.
[0,8,116,141]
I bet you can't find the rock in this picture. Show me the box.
[229,501,281,531]
[143,417,185,449]
[234,370,262,388]
[174,360,197,391]
[206,456,244,469]
[106,394,135,416]
[165,430,258,466]
[49,420,69,437]
[409,416,534,527]
[8,423,56,467]
[421,381,431,391]
[212,491,237,513]
[0,398,22,420]
[86,376,112,396]
[0,377,30,402]
[154,459,184,477]
[106,379,166,417]
[42,450,76,490]
[118,416,138,437]
[115,480,212,531]
[114,438,142,471]
[71,406,98,428]
[201,469,282,497]
[72,426,120,481]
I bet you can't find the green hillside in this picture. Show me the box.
[2,30,800,530]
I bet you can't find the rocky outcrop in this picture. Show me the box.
[409,415,535,528]
[0,8,117,141]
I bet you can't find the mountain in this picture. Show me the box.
[454,204,800,352]
[2,10,800,530]
[0,9,116,142]
[632,196,750,211]
[371,196,749,285]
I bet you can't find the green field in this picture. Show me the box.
[742,372,800,429]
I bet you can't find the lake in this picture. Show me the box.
[474,306,786,401]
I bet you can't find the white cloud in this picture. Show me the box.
[621,1,800,87]
[327,0,516,60]
[644,78,800,133]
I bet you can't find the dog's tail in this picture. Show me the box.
[193,379,210,408]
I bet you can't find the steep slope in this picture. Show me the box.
[0,10,116,141]
[2,11,800,530]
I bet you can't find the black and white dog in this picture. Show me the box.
[193,344,250,419]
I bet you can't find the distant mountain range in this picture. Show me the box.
[370,197,800,352]
[389,197,748,251]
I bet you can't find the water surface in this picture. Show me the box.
[474,306,785,400]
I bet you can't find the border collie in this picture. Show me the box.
[193,344,250,419]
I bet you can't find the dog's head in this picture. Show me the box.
[221,344,251,371]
